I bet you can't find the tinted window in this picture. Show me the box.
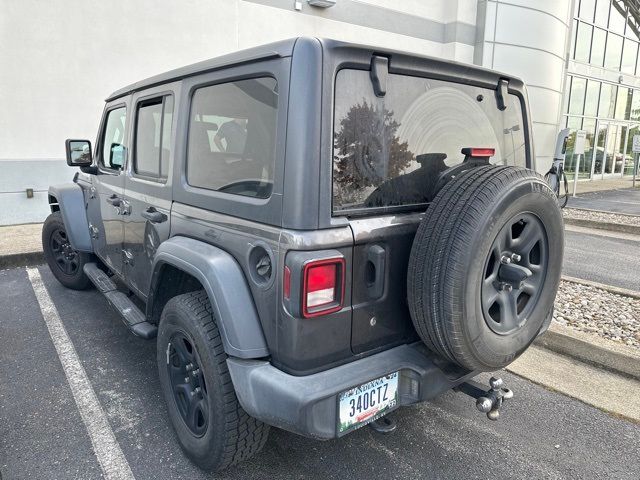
[134,96,173,180]
[101,107,127,169]
[187,77,278,199]
[332,70,527,213]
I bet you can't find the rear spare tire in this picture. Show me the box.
[407,165,563,371]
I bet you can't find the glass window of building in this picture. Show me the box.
[564,117,583,179]
[621,38,638,74]
[605,33,624,69]
[594,0,610,26]
[631,89,640,121]
[626,7,640,40]
[575,22,593,62]
[599,83,617,117]
[591,27,607,66]
[569,77,587,115]
[581,0,597,22]
[584,80,600,116]
[625,126,639,175]
[615,87,632,119]
[582,118,597,178]
[608,2,627,34]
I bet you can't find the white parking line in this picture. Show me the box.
[26,267,135,480]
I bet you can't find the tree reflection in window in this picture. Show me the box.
[333,100,414,208]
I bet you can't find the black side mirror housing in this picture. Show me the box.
[65,139,93,167]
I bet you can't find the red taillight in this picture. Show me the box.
[469,147,495,157]
[302,258,345,318]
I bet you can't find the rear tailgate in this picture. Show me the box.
[349,215,422,354]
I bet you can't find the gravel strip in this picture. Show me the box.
[563,208,640,227]
[553,280,640,348]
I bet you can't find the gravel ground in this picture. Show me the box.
[563,208,640,226]
[553,280,640,348]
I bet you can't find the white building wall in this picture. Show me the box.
[475,0,573,172]
[1,0,572,226]
[0,0,480,225]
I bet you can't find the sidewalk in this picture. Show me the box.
[0,223,43,269]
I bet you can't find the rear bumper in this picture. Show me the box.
[227,342,478,439]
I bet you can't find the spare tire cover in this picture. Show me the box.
[407,165,563,371]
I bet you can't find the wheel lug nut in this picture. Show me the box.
[191,387,201,397]
[500,255,511,265]
[191,368,200,377]
[500,283,513,292]
[185,363,193,372]
[511,253,521,262]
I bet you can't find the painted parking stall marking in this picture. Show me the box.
[26,267,135,480]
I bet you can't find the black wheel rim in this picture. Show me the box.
[167,332,209,437]
[49,227,80,275]
[481,213,549,335]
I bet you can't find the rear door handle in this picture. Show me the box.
[141,207,167,224]
[106,195,122,207]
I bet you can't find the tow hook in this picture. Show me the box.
[455,377,513,420]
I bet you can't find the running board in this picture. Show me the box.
[83,263,157,339]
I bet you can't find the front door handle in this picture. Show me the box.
[141,207,167,224]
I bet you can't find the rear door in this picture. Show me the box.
[89,103,129,275]
[122,87,176,299]
[331,68,529,354]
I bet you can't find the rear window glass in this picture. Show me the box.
[332,69,527,213]
[187,77,278,199]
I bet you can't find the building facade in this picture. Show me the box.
[0,0,602,225]
[564,0,640,181]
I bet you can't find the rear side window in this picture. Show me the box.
[100,107,127,170]
[186,77,278,199]
[332,70,527,213]
[134,95,174,180]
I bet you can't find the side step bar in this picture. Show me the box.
[83,263,157,339]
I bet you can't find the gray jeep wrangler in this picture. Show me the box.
[43,37,563,471]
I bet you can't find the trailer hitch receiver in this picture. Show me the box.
[455,377,513,420]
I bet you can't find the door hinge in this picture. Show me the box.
[122,249,134,266]
[88,224,99,239]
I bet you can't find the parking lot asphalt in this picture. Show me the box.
[1,265,639,480]
[567,188,640,215]
[564,226,640,291]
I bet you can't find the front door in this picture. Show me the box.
[89,104,128,275]
[594,122,626,179]
[123,92,175,299]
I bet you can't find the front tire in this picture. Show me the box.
[42,211,92,290]
[157,291,269,471]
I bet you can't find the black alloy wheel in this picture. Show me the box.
[49,227,80,276]
[481,213,549,335]
[167,331,209,437]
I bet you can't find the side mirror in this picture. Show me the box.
[65,139,93,167]
[110,143,125,169]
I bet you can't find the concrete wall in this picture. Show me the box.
[475,0,573,172]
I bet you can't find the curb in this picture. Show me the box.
[563,217,640,235]
[561,275,640,299]
[566,206,640,218]
[0,251,44,270]
[534,323,640,382]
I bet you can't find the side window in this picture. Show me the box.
[101,107,127,170]
[134,95,174,180]
[186,77,278,199]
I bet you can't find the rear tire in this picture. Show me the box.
[42,211,92,290]
[157,290,269,471]
[407,166,563,371]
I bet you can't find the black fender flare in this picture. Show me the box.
[48,183,93,252]
[150,236,269,359]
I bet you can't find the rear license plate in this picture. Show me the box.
[338,371,399,435]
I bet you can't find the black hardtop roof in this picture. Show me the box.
[106,37,522,102]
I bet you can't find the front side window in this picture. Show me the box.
[101,107,127,169]
[332,70,527,213]
[134,95,174,180]
[186,77,278,199]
